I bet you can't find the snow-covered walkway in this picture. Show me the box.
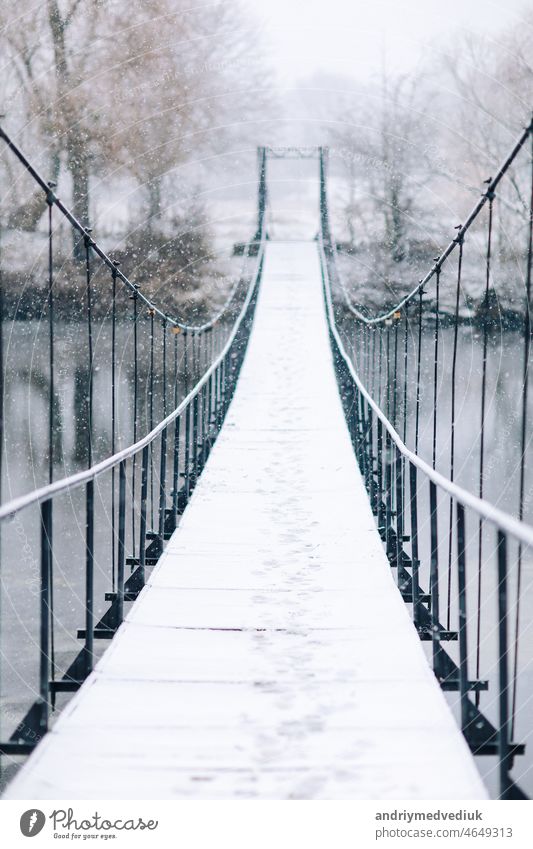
[5,242,486,799]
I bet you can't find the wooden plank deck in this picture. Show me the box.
[4,241,487,800]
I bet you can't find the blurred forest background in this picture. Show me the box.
[0,0,268,319]
[0,1,531,318]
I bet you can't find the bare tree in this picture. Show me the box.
[0,0,113,245]
[437,13,532,214]
[0,0,269,246]
[329,70,434,261]
[105,0,269,229]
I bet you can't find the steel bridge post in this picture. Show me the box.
[319,147,331,251]
[409,463,421,628]
[256,147,267,241]
[429,481,441,677]
[139,445,149,585]
[117,460,126,627]
[84,480,94,677]
[497,531,511,799]
[39,499,52,736]
[456,503,469,733]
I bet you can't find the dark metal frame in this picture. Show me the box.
[2,117,532,802]
[0,242,263,754]
[319,132,533,798]
[0,243,264,754]
[321,239,530,799]
[0,124,267,759]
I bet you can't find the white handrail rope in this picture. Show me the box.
[0,234,266,521]
[320,235,533,548]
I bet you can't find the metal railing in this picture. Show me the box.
[319,122,533,799]
[2,116,532,801]
[0,123,267,482]
[0,126,266,762]
[0,238,264,756]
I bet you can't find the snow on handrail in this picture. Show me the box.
[319,235,533,548]
[0,236,265,522]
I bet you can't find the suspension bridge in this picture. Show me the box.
[0,127,532,800]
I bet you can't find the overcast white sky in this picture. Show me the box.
[242,0,532,83]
